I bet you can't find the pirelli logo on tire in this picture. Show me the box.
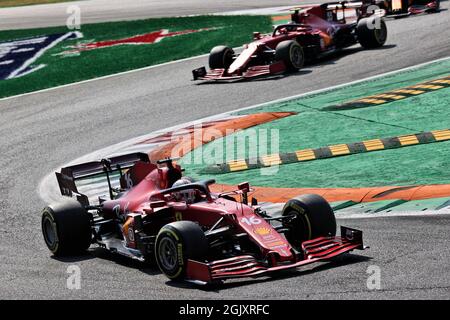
[324,75,450,111]
[204,129,450,174]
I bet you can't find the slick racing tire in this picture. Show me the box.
[357,17,387,49]
[282,194,336,251]
[41,198,92,256]
[155,221,208,281]
[275,40,305,71]
[209,45,234,69]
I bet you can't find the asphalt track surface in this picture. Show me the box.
[0,0,314,30]
[0,2,450,299]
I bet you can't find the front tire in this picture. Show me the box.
[41,198,92,256]
[282,194,336,251]
[155,221,208,281]
[209,45,234,69]
[357,17,387,49]
[275,40,304,71]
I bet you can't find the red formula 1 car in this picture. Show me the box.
[41,154,365,284]
[360,0,440,17]
[192,1,387,81]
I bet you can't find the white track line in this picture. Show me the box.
[0,52,210,102]
[0,45,244,102]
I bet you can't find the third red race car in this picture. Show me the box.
[192,1,388,81]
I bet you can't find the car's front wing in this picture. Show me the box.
[185,226,365,284]
[192,61,286,82]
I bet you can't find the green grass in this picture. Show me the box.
[180,58,450,188]
[0,0,79,8]
[0,15,273,98]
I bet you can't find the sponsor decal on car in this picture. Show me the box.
[254,227,272,236]
[177,243,184,266]
[0,31,82,80]
[261,234,278,242]
[266,240,285,248]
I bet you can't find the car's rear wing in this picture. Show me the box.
[56,152,150,206]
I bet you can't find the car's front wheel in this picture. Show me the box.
[428,0,440,13]
[155,221,208,281]
[282,194,336,251]
[209,45,234,69]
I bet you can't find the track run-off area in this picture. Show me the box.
[0,1,449,299]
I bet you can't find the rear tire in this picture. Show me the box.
[155,221,208,281]
[41,199,92,256]
[275,40,304,71]
[209,45,234,69]
[357,17,387,49]
[282,194,336,251]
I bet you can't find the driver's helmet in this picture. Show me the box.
[172,177,196,204]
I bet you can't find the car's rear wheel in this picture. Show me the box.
[155,221,208,281]
[282,194,336,251]
[275,40,304,71]
[41,198,92,256]
[357,17,387,49]
[209,45,234,69]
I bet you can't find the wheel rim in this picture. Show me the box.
[290,45,303,69]
[43,216,56,247]
[158,237,178,271]
[374,22,387,44]
[223,49,233,68]
[284,211,310,249]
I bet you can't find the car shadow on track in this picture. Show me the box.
[51,247,162,275]
[51,253,97,263]
[310,44,396,67]
[93,248,162,276]
[50,247,372,289]
[268,44,397,81]
[165,253,373,291]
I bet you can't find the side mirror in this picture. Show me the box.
[238,182,250,205]
[238,182,250,192]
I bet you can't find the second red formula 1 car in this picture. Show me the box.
[41,154,366,284]
[192,1,387,81]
